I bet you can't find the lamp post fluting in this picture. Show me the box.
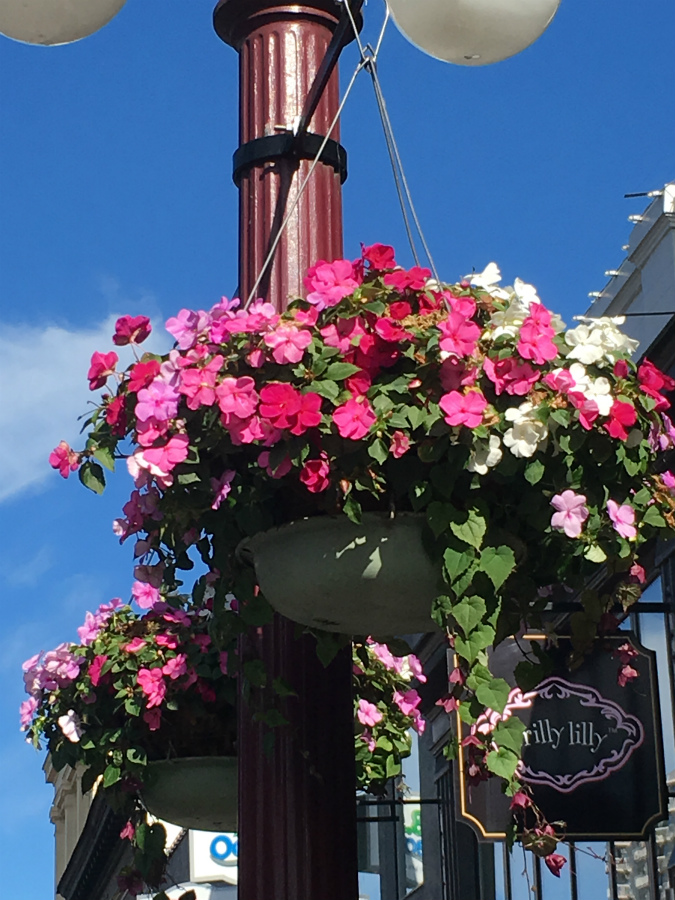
[214,2,359,898]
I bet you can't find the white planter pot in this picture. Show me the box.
[240,512,441,635]
[142,756,237,832]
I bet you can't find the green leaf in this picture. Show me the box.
[125,697,141,716]
[311,379,340,401]
[243,659,267,688]
[486,747,519,780]
[254,709,289,728]
[475,677,511,714]
[623,456,640,477]
[177,471,201,485]
[450,509,486,549]
[524,459,545,485]
[443,545,475,585]
[93,446,115,471]
[368,439,389,465]
[479,546,516,591]
[451,595,487,636]
[584,544,607,563]
[272,677,297,698]
[102,764,121,788]
[315,631,347,667]
[492,717,526,755]
[549,408,571,427]
[427,501,455,539]
[385,754,401,779]
[406,406,426,430]
[409,481,432,511]
[454,624,495,663]
[325,362,361,381]
[643,506,667,528]
[79,461,106,495]
[343,494,362,524]
[126,747,147,765]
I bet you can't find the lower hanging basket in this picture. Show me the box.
[239,512,441,635]
[141,756,237,832]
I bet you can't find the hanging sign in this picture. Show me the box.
[456,634,668,840]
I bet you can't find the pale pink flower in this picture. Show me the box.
[137,667,166,708]
[135,380,180,423]
[550,490,589,538]
[333,397,376,440]
[211,470,236,510]
[367,639,396,671]
[165,308,207,350]
[137,434,190,478]
[19,697,38,730]
[264,325,312,364]
[162,653,188,680]
[124,637,148,653]
[178,356,223,409]
[360,731,377,753]
[215,376,259,419]
[131,581,161,610]
[607,500,637,540]
[357,698,383,728]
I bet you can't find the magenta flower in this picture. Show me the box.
[162,653,188,680]
[550,490,589,538]
[165,308,205,350]
[439,389,487,429]
[305,259,361,310]
[49,441,80,479]
[437,312,481,358]
[607,499,637,540]
[87,350,118,390]
[88,655,109,686]
[389,430,410,458]
[483,356,539,397]
[137,667,166,708]
[357,699,383,728]
[139,434,190,478]
[113,315,151,346]
[299,454,331,493]
[544,854,567,878]
[178,356,223,410]
[124,637,147,654]
[392,688,422,717]
[333,397,376,440]
[264,325,313,364]
[216,375,258,419]
[211,470,236,510]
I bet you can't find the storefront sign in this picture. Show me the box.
[189,830,238,885]
[456,634,668,840]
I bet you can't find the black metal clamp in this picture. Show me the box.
[232,131,348,186]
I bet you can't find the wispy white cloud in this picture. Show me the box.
[0,313,169,504]
[4,546,55,587]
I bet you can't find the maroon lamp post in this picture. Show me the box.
[213,2,359,898]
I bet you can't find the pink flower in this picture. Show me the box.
[544,854,567,877]
[105,395,127,436]
[357,699,383,728]
[663,471,675,492]
[211,470,236,510]
[510,791,532,811]
[257,451,292,478]
[134,562,165,588]
[389,431,410,458]
[629,563,646,584]
[367,640,397,670]
[618,664,639,687]
[437,312,481,358]
[333,397,377,440]
[131,581,161,610]
[289,391,323,436]
[120,821,136,841]
[393,688,422,717]
[219,652,229,674]
[439,358,477,392]
[156,634,179,650]
[49,441,80,478]
[128,360,161,393]
[360,731,377,753]
[543,368,576,393]
[483,356,539,396]
[383,266,431,292]
[550,490,589,538]
[607,499,637,540]
[137,667,166,708]
[179,356,223,410]
[216,375,259,419]
[258,383,301,429]
[162,653,188,680]
[299,453,331,493]
[568,392,599,430]
[135,380,180,423]
[113,315,151,346]
[439,390,487,429]
[264,325,313,364]
[87,351,118,390]
[143,708,162,731]
[518,306,559,365]
[124,637,147,653]
[613,359,630,378]
[19,697,38,730]
[436,696,459,713]
[407,654,426,683]
[305,259,361,310]
[320,317,367,353]
[138,434,190,478]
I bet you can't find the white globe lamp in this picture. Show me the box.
[0,0,126,46]
[387,0,561,66]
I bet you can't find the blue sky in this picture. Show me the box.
[0,1,673,897]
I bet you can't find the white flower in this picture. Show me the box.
[58,710,82,743]
[566,363,614,416]
[467,262,511,300]
[468,435,503,474]
[565,317,639,366]
[512,277,540,308]
[503,402,548,458]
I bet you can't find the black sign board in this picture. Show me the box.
[456,634,668,841]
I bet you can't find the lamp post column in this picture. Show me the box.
[213,3,358,899]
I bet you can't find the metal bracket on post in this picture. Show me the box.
[232,132,348,185]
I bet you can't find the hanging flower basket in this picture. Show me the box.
[239,512,440,633]
[142,756,237,832]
